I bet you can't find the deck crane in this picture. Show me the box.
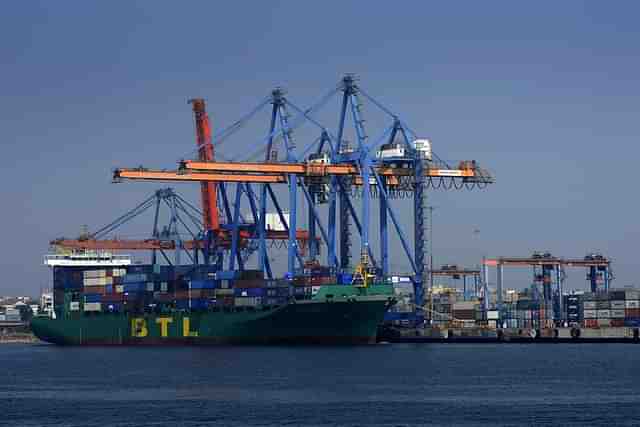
[50,188,213,265]
[112,75,495,324]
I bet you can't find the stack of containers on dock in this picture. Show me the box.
[580,289,640,328]
[596,293,611,327]
[625,289,640,327]
[3,307,21,322]
[538,303,554,329]
[564,294,581,325]
[431,290,454,327]
[609,290,625,327]
[384,279,414,324]
[582,293,597,327]
[501,301,518,328]
[391,282,414,312]
[452,301,478,327]
[515,298,540,329]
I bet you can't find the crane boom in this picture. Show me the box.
[189,99,220,232]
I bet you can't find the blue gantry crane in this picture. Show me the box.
[110,75,494,323]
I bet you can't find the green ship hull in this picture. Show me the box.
[31,285,394,345]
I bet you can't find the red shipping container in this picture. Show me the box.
[625,308,640,318]
[234,279,265,288]
[583,319,598,328]
[83,285,106,294]
[102,294,124,303]
[610,319,624,327]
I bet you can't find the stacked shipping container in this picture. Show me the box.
[581,289,640,328]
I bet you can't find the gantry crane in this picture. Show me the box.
[483,252,612,324]
[108,75,494,324]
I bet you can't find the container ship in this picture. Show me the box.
[30,82,494,346]
[32,252,395,345]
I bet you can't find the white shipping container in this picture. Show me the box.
[235,297,262,307]
[161,282,168,292]
[84,270,106,279]
[597,309,610,319]
[611,309,625,318]
[625,290,640,300]
[0,315,5,321]
[583,301,597,309]
[487,310,499,320]
[146,282,155,292]
[625,300,640,309]
[84,302,101,312]
[610,300,625,309]
[105,277,113,285]
[69,302,80,311]
[115,285,124,293]
[311,286,321,296]
[453,301,477,311]
[583,310,597,319]
[84,277,107,287]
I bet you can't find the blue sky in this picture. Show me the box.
[1,1,639,295]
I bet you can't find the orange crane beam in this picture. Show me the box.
[50,239,225,251]
[114,169,287,183]
[52,229,315,251]
[115,167,486,186]
[182,160,482,178]
[483,258,610,267]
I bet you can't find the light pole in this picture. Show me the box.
[427,206,436,323]
[473,228,484,298]
[429,206,436,291]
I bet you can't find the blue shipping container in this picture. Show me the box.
[123,283,146,293]
[175,298,210,310]
[338,274,353,285]
[293,287,312,296]
[84,294,102,303]
[190,280,217,290]
[216,270,237,280]
[123,274,147,284]
[384,312,417,321]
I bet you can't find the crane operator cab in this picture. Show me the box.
[305,152,331,203]
[307,152,331,165]
[375,138,432,168]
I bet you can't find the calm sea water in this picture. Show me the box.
[2,343,640,426]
